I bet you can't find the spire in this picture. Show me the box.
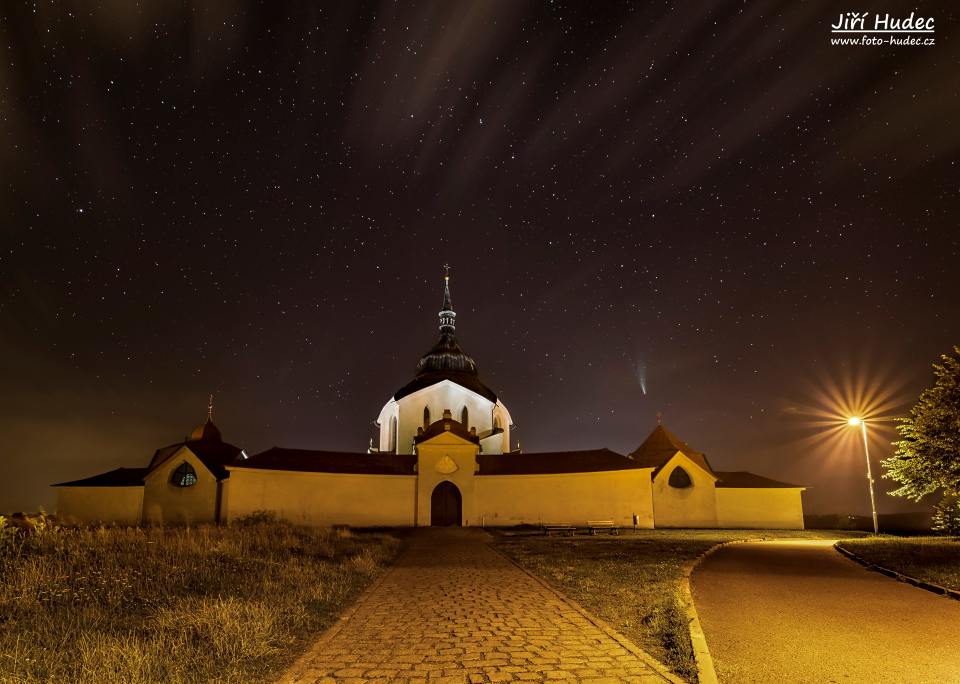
[410,265,479,379]
[208,393,214,421]
[439,264,456,332]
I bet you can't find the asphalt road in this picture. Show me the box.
[692,539,960,684]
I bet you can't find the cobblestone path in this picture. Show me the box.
[281,528,677,684]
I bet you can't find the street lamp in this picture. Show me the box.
[848,417,879,534]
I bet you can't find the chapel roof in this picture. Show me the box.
[51,467,148,487]
[394,269,498,403]
[233,448,417,475]
[189,417,222,442]
[145,398,242,479]
[478,448,650,475]
[714,471,805,488]
[147,439,244,480]
[629,423,714,476]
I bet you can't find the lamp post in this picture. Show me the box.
[848,417,879,535]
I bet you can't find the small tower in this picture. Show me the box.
[439,263,456,332]
[189,394,222,442]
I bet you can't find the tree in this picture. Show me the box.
[932,494,960,535]
[883,346,960,533]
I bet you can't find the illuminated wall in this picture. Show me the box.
[715,488,805,529]
[415,431,480,526]
[142,446,221,525]
[55,486,143,525]
[376,380,512,455]
[54,436,802,530]
[225,468,417,526]
[475,470,655,528]
[652,452,720,528]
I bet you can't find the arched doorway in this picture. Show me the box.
[430,481,462,527]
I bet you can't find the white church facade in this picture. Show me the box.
[53,272,806,530]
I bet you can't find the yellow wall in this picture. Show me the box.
[652,452,719,528]
[415,433,480,526]
[716,488,805,529]
[225,467,416,526]
[475,469,655,528]
[55,486,143,525]
[143,447,220,525]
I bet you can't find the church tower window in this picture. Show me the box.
[668,466,692,489]
[423,406,431,428]
[389,416,398,452]
[460,406,468,426]
[171,462,198,487]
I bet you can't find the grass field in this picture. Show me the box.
[837,536,960,591]
[494,528,857,682]
[0,514,399,683]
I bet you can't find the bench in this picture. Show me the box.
[586,520,620,535]
[542,523,576,536]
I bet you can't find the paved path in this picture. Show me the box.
[282,528,675,684]
[692,539,960,684]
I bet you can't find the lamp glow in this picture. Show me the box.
[847,416,862,426]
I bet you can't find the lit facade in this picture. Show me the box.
[53,273,805,529]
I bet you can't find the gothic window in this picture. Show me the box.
[460,406,469,426]
[171,462,197,487]
[423,406,431,427]
[390,416,398,451]
[668,466,692,489]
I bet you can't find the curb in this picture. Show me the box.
[833,542,960,601]
[679,541,743,684]
[489,541,685,684]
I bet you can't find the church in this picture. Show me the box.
[53,272,806,529]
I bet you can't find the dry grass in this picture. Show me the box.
[837,536,960,591]
[0,514,399,683]
[494,528,857,682]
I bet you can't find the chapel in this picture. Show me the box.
[53,271,805,529]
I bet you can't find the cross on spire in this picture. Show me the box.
[656,411,662,426]
[439,265,455,331]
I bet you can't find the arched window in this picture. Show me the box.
[493,415,502,430]
[668,466,692,489]
[171,462,197,487]
[423,406,431,428]
[389,416,398,451]
[460,406,469,426]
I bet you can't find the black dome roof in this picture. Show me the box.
[414,330,478,376]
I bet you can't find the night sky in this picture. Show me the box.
[2,1,958,517]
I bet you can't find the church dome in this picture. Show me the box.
[414,330,478,376]
[189,417,222,442]
[188,396,222,442]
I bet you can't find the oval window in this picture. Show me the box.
[668,466,692,489]
[171,462,198,487]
